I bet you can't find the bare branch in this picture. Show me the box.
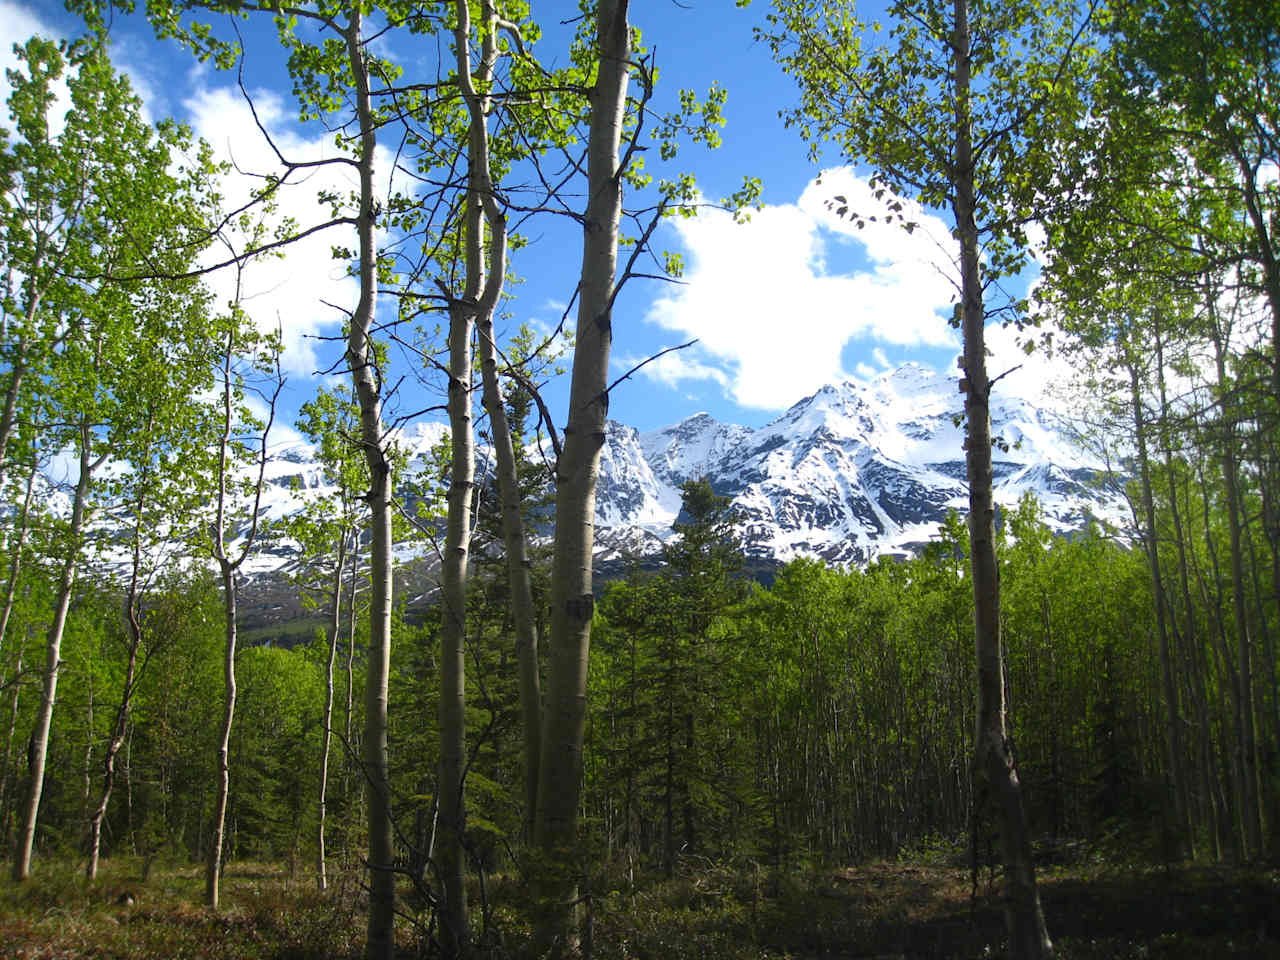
[606,339,698,395]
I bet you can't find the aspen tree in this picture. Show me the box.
[764,0,1097,952]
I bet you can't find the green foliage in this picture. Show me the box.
[230,645,326,862]
[761,0,1097,311]
[589,478,753,871]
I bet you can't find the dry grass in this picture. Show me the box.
[1,853,1277,958]
[0,857,367,959]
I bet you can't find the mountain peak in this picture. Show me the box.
[596,362,1122,566]
[80,362,1124,582]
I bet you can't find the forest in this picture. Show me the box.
[0,0,1278,958]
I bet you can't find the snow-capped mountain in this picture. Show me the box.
[65,362,1123,586]
[592,363,1121,566]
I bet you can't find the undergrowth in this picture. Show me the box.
[1,851,1276,958]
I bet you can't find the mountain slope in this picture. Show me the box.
[594,363,1121,565]
[65,363,1123,590]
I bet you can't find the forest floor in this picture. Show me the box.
[0,853,1277,959]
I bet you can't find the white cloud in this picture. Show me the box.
[184,82,422,380]
[2,1,408,384]
[981,319,1078,412]
[643,167,959,410]
[184,84,372,377]
[872,346,890,368]
[621,346,730,391]
[1,2,73,134]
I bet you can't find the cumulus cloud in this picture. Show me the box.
[981,318,1080,412]
[1,2,74,133]
[631,347,731,392]
[1,3,359,379]
[183,83,412,378]
[643,167,959,410]
[184,85,356,376]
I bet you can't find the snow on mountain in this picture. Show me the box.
[595,363,1122,566]
[49,362,1124,583]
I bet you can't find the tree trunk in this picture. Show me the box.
[1162,396,1207,855]
[459,0,541,839]
[438,300,474,960]
[1131,345,1193,855]
[87,504,148,883]
[317,533,344,891]
[436,5,514,948]
[342,11,396,957]
[1208,308,1263,857]
[952,0,1051,953]
[345,526,359,804]
[1259,455,1280,764]
[0,335,29,494]
[477,320,542,833]
[0,643,23,850]
[206,560,238,909]
[0,460,38,662]
[533,2,630,953]
[13,420,93,881]
[1192,450,1247,860]
[87,613,140,881]
[0,463,36,851]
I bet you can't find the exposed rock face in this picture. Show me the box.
[593,363,1122,565]
[74,364,1123,587]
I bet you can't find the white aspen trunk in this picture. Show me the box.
[437,7,513,951]
[465,4,540,825]
[1208,309,1264,857]
[318,534,345,891]
[342,11,396,957]
[81,661,94,822]
[87,485,150,883]
[206,559,238,909]
[13,420,93,881]
[952,0,1050,954]
[345,526,358,803]
[87,605,141,881]
[0,338,26,496]
[477,310,540,832]
[438,320,472,954]
[0,460,38,661]
[533,2,630,953]
[1128,348,1192,856]
[204,260,278,910]
[0,643,23,848]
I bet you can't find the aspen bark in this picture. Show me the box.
[345,526,358,802]
[0,643,22,849]
[438,288,475,959]
[0,337,26,497]
[952,0,1050,953]
[205,274,277,909]
[533,1,630,952]
[476,319,541,832]
[14,420,93,881]
[1129,346,1193,855]
[0,460,38,661]
[342,10,396,957]
[205,559,238,909]
[1208,307,1264,857]
[317,534,344,891]
[87,499,148,882]
[456,0,542,839]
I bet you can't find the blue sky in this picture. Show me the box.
[3,0,1056,443]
